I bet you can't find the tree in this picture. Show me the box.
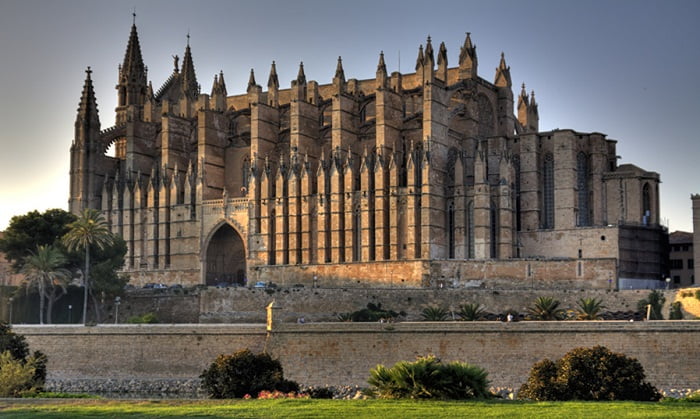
[420,306,450,321]
[78,236,128,323]
[575,297,606,320]
[20,245,70,324]
[526,296,566,321]
[0,209,76,271]
[637,290,665,320]
[62,209,114,325]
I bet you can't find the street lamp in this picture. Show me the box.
[665,277,671,290]
[68,304,72,324]
[8,297,13,324]
[114,297,121,324]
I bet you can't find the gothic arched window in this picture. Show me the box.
[577,152,590,226]
[543,153,555,229]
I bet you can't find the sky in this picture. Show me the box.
[0,0,698,232]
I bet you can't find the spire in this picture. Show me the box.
[296,61,306,85]
[494,52,512,87]
[267,61,279,89]
[376,51,388,88]
[518,83,529,106]
[334,56,345,82]
[377,51,387,74]
[247,68,257,90]
[180,34,199,99]
[437,41,448,82]
[458,32,478,79]
[415,44,424,71]
[424,36,434,64]
[76,67,100,127]
[119,22,146,87]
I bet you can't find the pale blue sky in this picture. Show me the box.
[0,0,698,231]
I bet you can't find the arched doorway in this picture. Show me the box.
[204,224,246,286]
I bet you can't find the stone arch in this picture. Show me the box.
[202,221,247,286]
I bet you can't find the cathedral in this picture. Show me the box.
[68,22,667,289]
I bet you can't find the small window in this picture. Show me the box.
[689,259,694,270]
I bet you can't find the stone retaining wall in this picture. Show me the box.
[15,321,700,395]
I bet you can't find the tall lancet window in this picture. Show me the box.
[490,202,497,259]
[543,153,555,229]
[467,201,475,258]
[577,152,590,226]
[642,183,651,225]
[447,200,455,259]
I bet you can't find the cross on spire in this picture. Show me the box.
[132,7,136,25]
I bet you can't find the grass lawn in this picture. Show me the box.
[1,399,699,418]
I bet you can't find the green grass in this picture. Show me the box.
[0,399,699,418]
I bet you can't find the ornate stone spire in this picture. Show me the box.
[267,61,279,89]
[376,51,388,88]
[415,44,424,71]
[494,52,512,87]
[296,61,306,85]
[119,21,146,89]
[458,32,478,80]
[247,68,257,91]
[424,36,434,65]
[181,34,199,99]
[437,41,448,81]
[334,56,345,82]
[76,67,100,129]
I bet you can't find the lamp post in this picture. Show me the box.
[68,304,72,324]
[114,296,121,324]
[8,297,13,325]
[665,277,671,290]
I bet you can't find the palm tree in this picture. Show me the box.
[576,297,606,320]
[420,306,449,321]
[20,245,70,324]
[62,208,113,325]
[458,303,486,321]
[526,296,566,321]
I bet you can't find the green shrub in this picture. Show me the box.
[458,303,486,321]
[126,313,158,324]
[0,351,40,397]
[518,346,661,401]
[0,322,29,361]
[367,355,490,400]
[669,302,683,320]
[0,323,46,393]
[575,297,606,320]
[526,296,566,320]
[637,290,665,320]
[339,303,401,322]
[420,306,449,321]
[200,349,299,399]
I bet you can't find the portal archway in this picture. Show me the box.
[204,223,246,286]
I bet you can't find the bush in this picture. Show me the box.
[518,346,661,401]
[669,302,683,320]
[338,303,401,322]
[0,323,46,396]
[127,313,158,324]
[637,290,665,320]
[0,351,38,397]
[420,306,449,321]
[526,296,566,320]
[200,349,299,399]
[458,303,486,321]
[367,355,490,400]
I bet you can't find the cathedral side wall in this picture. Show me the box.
[17,322,700,391]
[519,227,619,259]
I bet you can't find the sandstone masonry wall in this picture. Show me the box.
[16,322,700,391]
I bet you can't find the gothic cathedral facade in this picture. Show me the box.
[69,24,667,289]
